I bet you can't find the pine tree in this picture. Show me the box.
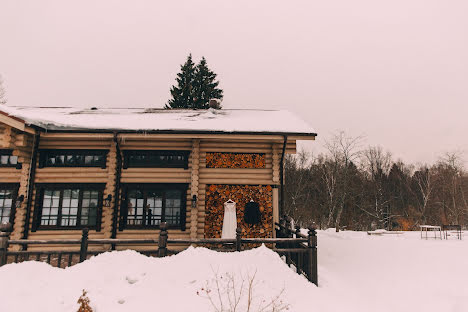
[165,54,196,109]
[166,55,223,109]
[193,57,223,109]
[0,74,6,105]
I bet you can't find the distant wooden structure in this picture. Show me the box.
[442,224,462,240]
[420,225,442,239]
[0,106,316,251]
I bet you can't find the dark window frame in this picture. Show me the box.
[0,149,22,169]
[38,149,108,169]
[0,183,19,225]
[119,183,187,231]
[32,183,105,231]
[122,150,190,169]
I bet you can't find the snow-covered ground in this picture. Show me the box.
[0,230,466,311]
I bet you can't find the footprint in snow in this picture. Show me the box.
[126,276,138,284]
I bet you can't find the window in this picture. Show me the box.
[38,150,108,168]
[123,150,190,169]
[120,184,187,230]
[0,150,21,169]
[33,184,104,230]
[0,184,18,224]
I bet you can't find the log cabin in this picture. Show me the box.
[0,106,316,251]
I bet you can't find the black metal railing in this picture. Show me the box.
[275,217,318,285]
[0,219,318,286]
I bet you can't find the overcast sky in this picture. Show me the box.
[1,0,467,165]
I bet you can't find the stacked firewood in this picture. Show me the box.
[204,184,273,239]
[206,152,266,169]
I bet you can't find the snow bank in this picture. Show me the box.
[1,232,467,312]
[0,246,323,312]
[318,229,468,312]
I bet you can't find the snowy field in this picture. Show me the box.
[0,230,466,312]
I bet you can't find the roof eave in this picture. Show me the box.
[38,127,317,137]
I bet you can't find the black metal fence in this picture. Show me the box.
[0,220,318,286]
[275,218,318,285]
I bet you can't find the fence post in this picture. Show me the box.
[79,228,89,263]
[287,216,294,237]
[158,222,168,257]
[279,216,287,238]
[295,225,301,238]
[235,228,242,252]
[307,225,318,286]
[0,223,13,267]
[294,225,302,267]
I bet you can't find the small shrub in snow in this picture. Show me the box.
[197,268,289,312]
[77,290,93,312]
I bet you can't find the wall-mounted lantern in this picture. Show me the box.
[15,194,25,207]
[191,195,197,209]
[104,194,113,207]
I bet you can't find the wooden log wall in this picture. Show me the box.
[0,126,34,243]
[116,138,192,242]
[0,123,301,249]
[28,135,114,242]
[190,140,200,239]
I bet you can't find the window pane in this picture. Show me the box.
[39,187,101,228]
[84,156,93,164]
[146,191,163,226]
[57,155,65,165]
[125,151,188,168]
[0,156,8,165]
[0,151,20,167]
[81,190,99,226]
[41,189,60,226]
[127,190,144,225]
[9,156,18,165]
[41,151,106,167]
[0,188,14,223]
[60,189,79,227]
[125,187,184,227]
[165,190,182,225]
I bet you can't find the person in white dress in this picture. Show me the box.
[221,199,237,239]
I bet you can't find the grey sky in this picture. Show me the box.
[1,0,467,165]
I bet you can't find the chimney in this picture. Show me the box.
[209,99,221,109]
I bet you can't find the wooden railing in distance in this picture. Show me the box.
[0,220,318,286]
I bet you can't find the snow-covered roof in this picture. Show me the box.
[0,105,316,136]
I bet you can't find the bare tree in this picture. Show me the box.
[318,155,339,228]
[283,136,468,230]
[324,131,362,231]
[197,267,289,312]
[359,146,394,228]
[412,165,434,224]
[433,152,467,224]
[0,74,6,105]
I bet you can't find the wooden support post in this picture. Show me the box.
[284,216,291,237]
[158,222,168,257]
[236,228,242,252]
[279,217,287,238]
[307,225,318,286]
[79,228,89,263]
[0,223,13,266]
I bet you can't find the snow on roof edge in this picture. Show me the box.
[0,105,317,136]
